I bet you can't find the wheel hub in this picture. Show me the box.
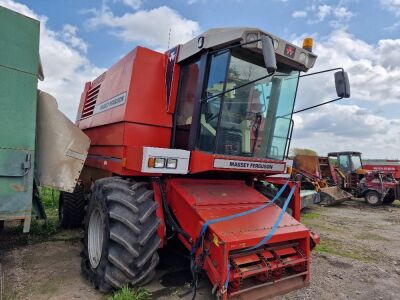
[367,193,379,204]
[88,207,104,268]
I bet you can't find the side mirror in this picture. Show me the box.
[261,36,277,73]
[334,71,350,98]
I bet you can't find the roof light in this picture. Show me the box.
[246,32,258,43]
[299,52,308,64]
[302,37,313,52]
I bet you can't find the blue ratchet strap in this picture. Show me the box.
[190,180,289,255]
[224,262,231,290]
[240,184,296,252]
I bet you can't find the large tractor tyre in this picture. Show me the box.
[59,183,86,228]
[81,177,161,292]
[364,190,382,206]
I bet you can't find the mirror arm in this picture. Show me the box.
[292,97,343,115]
[299,67,344,78]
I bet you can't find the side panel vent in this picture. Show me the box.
[81,84,101,119]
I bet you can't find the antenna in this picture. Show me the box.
[167,27,171,50]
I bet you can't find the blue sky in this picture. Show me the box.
[1,0,400,158]
[16,0,399,67]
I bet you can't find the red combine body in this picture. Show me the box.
[67,28,349,299]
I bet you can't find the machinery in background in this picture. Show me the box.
[0,7,90,232]
[293,151,399,207]
[67,26,350,299]
[326,151,399,206]
[293,155,352,206]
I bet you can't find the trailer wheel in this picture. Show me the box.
[364,190,382,206]
[59,183,86,228]
[81,177,161,292]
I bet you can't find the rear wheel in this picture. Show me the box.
[59,183,86,228]
[364,190,382,206]
[81,177,161,292]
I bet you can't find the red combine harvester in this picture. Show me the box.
[69,28,350,298]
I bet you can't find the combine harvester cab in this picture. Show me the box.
[0,7,90,232]
[76,28,350,298]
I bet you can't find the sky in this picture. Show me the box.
[1,0,399,158]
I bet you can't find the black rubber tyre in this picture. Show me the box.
[81,177,161,292]
[59,183,86,228]
[383,189,396,205]
[364,190,382,206]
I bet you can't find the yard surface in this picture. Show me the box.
[0,193,399,299]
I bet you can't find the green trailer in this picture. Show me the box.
[0,6,90,232]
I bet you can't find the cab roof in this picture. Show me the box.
[178,27,317,72]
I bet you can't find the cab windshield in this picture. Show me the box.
[198,48,299,160]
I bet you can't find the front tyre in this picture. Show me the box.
[364,190,382,206]
[81,177,161,292]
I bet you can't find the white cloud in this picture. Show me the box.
[385,20,400,31]
[317,4,332,21]
[292,10,308,18]
[86,5,200,50]
[0,0,104,119]
[381,0,400,16]
[306,4,354,28]
[291,30,400,158]
[60,24,88,53]
[119,0,142,10]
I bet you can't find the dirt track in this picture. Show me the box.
[1,198,399,299]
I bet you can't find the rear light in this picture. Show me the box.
[166,158,178,169]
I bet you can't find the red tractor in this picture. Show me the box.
[62,28,350,298]
[325,152,399,205]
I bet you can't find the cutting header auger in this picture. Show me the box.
[68,28,350,299]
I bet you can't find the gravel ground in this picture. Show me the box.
[0,198,399,299]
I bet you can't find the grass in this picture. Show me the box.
[392,200,400,207]
[355,232,390,241]
[301,211,321,220]
[28,187,61,237]
[108,286,151,300]
[315,237,376,262]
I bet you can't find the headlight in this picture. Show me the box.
[154,158,165,168]
[166,158,178,169]
[148,157,177,169]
